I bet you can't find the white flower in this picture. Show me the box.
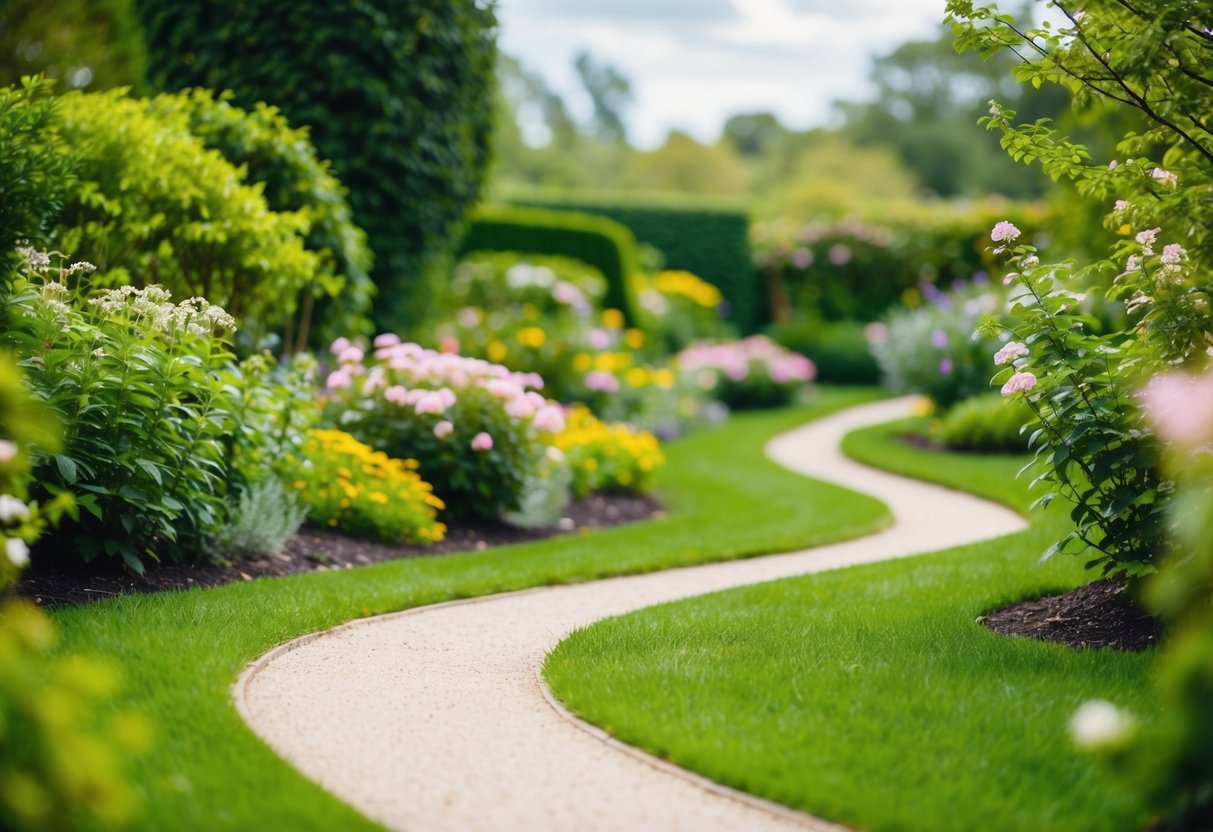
[1069,700,1135,751]
[0,495,30,523]
[4,536,29,568]
[0,440,16,463]
[1150,167,1178,187]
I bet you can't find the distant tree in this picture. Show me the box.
[722,112,787,158]
[574,51,632,144]
[623,131,749,196]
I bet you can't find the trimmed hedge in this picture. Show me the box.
[507,191,757,331]
[136,0,498,333]
[460,204,639,323]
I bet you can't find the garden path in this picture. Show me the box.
[235,397,1026,831]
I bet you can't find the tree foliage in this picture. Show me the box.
[136,0,498,332]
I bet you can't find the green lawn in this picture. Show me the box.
[544,417,1161,832]
[51,388,891,830]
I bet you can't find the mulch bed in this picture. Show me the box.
[15,493,664,609]
[981,579,1161,651]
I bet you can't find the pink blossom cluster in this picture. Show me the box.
[1000,371,1037,398]
[325,336,566,445]
[677,335,816,386]
[1140,370,1213,449]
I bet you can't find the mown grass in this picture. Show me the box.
[50,387,890,830]
[544,417,1160,832]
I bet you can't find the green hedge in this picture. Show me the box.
[460,204,639,323]
[507,191,757,331]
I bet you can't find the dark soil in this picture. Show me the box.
[981,579,1161,651]
[15,493,664,610]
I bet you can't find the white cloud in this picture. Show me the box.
[496,0,952,149]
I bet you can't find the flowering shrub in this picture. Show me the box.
[289,429,445,544]
[5,251,241,571]
[871,277,1007,410]
[751,203,1044,323]
[553,406,666,499]
[634,269,733,352]
[767,319,881,385]
[321,338,565,519]
[676,335,815,410]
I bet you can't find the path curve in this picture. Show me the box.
[235,398,1027,831]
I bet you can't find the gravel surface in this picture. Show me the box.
[236,398,1028,832]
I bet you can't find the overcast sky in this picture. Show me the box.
[496,0,956,149]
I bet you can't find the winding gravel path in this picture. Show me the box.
[235,397,1027,831]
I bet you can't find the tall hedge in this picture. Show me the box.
[136,0,497,333]
[508,191,757,331]
[461,205,639,323]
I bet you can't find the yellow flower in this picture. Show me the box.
[572,353,592,373]
[653,368,675,389]
[626,367,651,388]
[517,326,546,349]
[1118,223,1132,235]
[602,308,625,330]
[624,329,645,350]
[487,340,508,362]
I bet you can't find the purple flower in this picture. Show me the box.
[929,329,949,349]
[938,358,954,376]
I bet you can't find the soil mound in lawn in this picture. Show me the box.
[15,493,663,609]
[982,579,1161,651]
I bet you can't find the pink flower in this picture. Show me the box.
[828,244,852,266]
[413,392,448,415]
[337,345,364,365]
[329,337,351,356]
[584,371,620,393]
[939,358,954,376]
[791,247,813,269]
[373,333,401,348]
[991,221,1021,243]
[1000,371,1037,398]
[439,337,459,354]
[588,329,613,351]
[1135,227,1160,253]
[863,322,888,345]
[1151,167,1178,188]
[1140,370,1213,448]
[545,446,565,464]
[436,387,457,408]
[471,432,493,452]
[994,342,1029,366]
[433,420,454,439]
[0,440,16,464]
[1161,243,1186,266]
[506,396,535,419]
[325,368,352,390]
[532,405,566,433]
[383,385,409,405]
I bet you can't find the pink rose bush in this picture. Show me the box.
[676,335,815,410]
[321,338,566,519]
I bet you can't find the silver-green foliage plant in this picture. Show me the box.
[52,88,319,337]
[949,0,1213,579]
[6,249,239,571]
[212,477,307,559]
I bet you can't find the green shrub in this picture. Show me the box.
[6,253,241,572]
[0,600,149,831]
[0,78,75,283]
[933,393,1031,453]
[460,205,639,324]
[767,319,880,385]
[146,88,375,349]
[137,0,497,332]
[509,191,757,331]
[53,89,318,336]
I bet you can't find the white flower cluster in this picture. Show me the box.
[89,285,237,336]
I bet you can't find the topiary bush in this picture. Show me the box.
[461,204,640,323]
[136,0,498,333]
[510,191,757,331]
[52,88,319,336]
[0,78,75,284]
[146,88,375,349]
